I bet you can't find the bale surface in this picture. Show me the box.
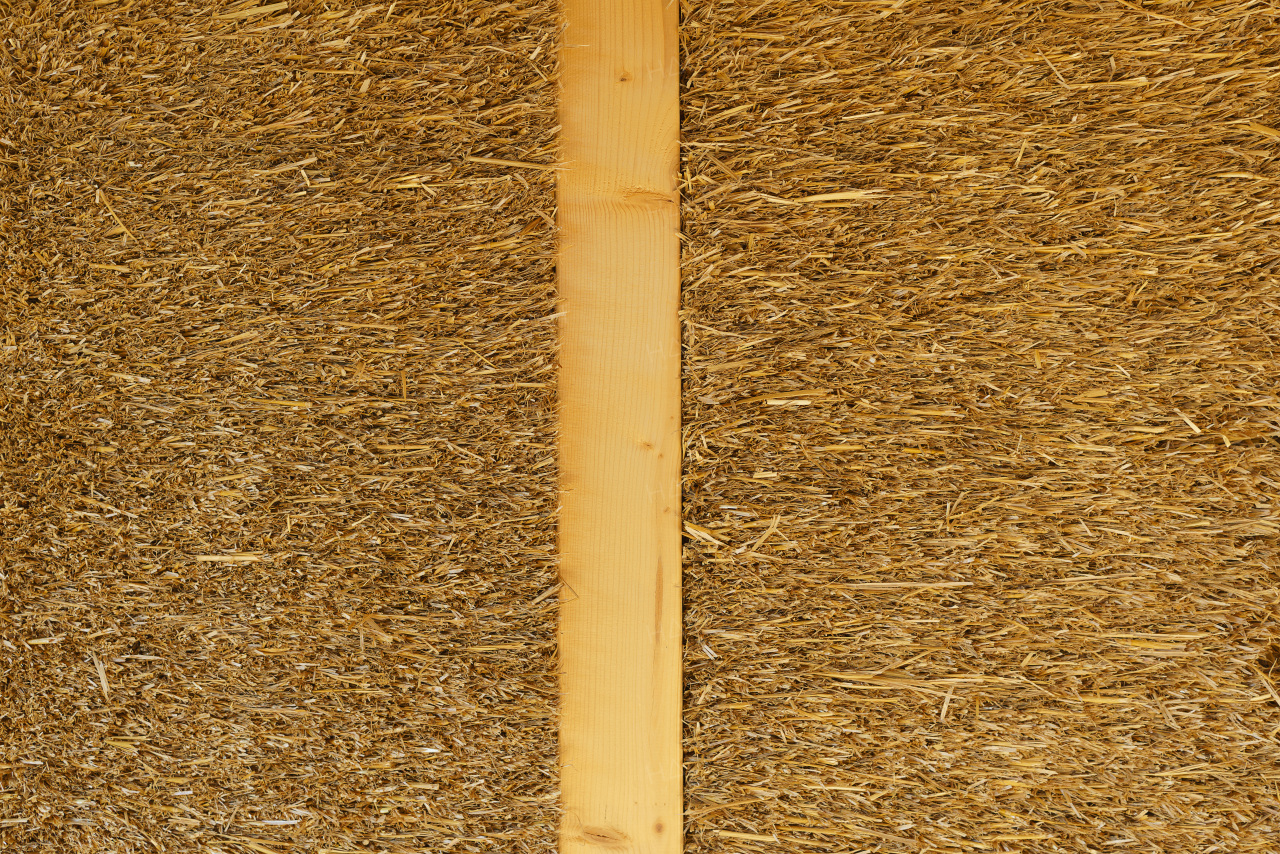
[679,1,1280,851]
[1,2,559,852]
[6,1,1280,853]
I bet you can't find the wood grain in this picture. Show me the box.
[556,1,682,853]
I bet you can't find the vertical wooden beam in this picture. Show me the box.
[557,1,682,853]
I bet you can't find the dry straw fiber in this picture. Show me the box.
[3,1,1280,853]
[680,0,1280,852]
[1,1,560,852]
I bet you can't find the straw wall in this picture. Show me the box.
[1,2,559,852]
[680,1,1280,851]
[3,1,1280,853]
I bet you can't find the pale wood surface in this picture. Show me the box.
[557,0,682,852]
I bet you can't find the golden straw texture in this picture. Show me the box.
[1,1,559,852]
[680,1,1280,851]
[5,1,1280,852]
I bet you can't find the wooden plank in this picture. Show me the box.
[557,1,682,853]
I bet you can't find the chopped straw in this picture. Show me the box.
[1,1,559,852]
[680,0,1280,852]
[4,0,1280,852]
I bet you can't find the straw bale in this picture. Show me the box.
[1,1,558,852]
[680,1,1280,851]
[7,1,1280,852]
